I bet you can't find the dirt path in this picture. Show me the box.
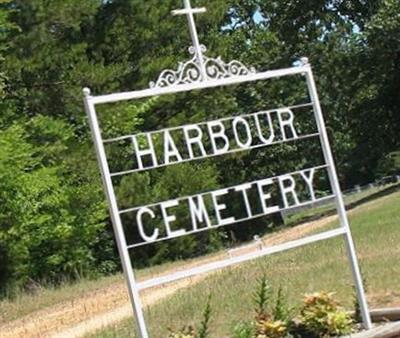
[0,212,340,338]
[50,274,207,338]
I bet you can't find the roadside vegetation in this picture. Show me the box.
[1,185,398,328]
[84,190,400,337]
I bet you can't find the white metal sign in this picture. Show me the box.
[83,1,371,336]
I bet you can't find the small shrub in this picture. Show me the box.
[250,277,292,338]
[254,274,272,316]
[273,286,291,323]
[297,292,353,337]
[198,295,212,338]
[232,321,256,338]
[255,318,289,338]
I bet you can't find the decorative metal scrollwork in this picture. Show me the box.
[149,45,256,89]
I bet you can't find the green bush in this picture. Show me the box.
[171,279,355,338]
[296,292,353,337]
[255,318,289,338]
[0,116,111,294]
[232,276,292,338]
[232,321,256,338]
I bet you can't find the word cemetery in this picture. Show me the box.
[83,1,372,337]
[126,166,324,246]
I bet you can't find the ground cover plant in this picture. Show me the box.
[169,278,353,338]
[85,190,400,337]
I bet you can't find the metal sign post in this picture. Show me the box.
[304,67,372,328]
[83,1,372,335]
[83,90,149,338]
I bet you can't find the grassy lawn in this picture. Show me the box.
[86,190,400,338]
[284,182,399,226]
[1,185,398,330]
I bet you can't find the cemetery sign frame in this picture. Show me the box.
[83,1,372,336]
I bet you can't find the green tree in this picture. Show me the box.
[0,116,110,293]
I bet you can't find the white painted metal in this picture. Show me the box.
[110,132,319,177]
[88,65,308,105]
[119,164,329,214]
[304,62,372,329]
[103,102,313,144]
[121,164,329,215]
[172,0,207,81]
[149,44,256,88]
[84,65,373,333]
[137,227,347,291]
[83,1,371,334]
[83,89,149,338]
[127,194,335,249]
[84,65,373,335]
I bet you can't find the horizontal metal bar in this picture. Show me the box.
[103,102,314,144]
[136,227,346,290]
[110,132,320,177]
[172,8,206,15]
[120,164,330,215]
[126,193,334,249]
[88,65,310,105]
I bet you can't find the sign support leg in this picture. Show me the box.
[83,89,149,338]
[304,68,372,330]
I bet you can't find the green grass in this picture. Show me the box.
[1,185,398,329]
[0,256,215,324]
[284,182,399,226]
[86,191,400,338]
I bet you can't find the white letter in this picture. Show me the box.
[277,108,298,140]
[256,179,279,214]
[207,121,230,155]
[254,111,275,144]
[164,130,183,165]
[160,200,186,238]
[211,188,235,225]
[136,207,159,242]
[132,134,158,170]
[183,124,207,159]
[235,183,253,217]
[278,174,300,208]
[232,117,252,149]
[188,195,211,230]
[300,168,316,201]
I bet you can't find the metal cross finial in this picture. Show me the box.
[172,0,207,80]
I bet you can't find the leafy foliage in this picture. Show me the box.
[273,286,291,323]
[255,319,288,338]
[232,321,256,338]
[297,292,353,337]
[0,116,110,293]
[231,279,352,338]
[198,295,212,338]
[0,0,399,292]
[254,274,272,316]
